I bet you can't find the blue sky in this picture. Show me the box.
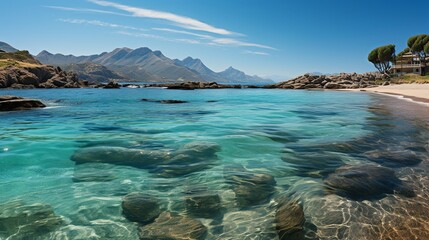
[2,0,428,80]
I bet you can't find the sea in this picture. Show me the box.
[0,88,428,239]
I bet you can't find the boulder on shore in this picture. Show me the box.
[0,95,46,111]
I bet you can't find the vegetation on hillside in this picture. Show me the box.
[0,50,41,69]
[390,74,429,84]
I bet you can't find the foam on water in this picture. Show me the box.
[0,88,428,239]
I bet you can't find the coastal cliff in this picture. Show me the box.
[0,50,85,89]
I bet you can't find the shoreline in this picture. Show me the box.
[341,84,429,106]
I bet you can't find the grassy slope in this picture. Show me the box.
[391,74,429,84]
[0,51,41,69]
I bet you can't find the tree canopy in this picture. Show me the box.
[397,47,410,57]
[368,44,395,74]
[407,34,429,58]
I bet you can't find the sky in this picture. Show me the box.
[2,0,428,80]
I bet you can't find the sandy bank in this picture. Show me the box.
[343,84,429,104]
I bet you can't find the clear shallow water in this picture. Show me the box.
[0,88,428,240]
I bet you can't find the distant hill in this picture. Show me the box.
[62,62,126,83]
[36,47,273,84]
[0,41,18,53]
[37,48,204,83]
[174,57,227,83]
[175,57,274,84]
[219,67,274,85]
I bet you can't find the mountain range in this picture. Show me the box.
[35,46,273,84]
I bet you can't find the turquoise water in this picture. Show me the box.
[1,88,428,239]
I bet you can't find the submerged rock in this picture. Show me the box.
[138,212,207,240]
[70,146,169,168]
[185,193,223,219]
[365,150,422,168]
[70,142,220,178]
[0,95,46,111]
[324,164,414,200]
[122,193,161,224]
[0,200,63,239]
[275,200,306,240]
[142,98,188,104]
[72,165,116,182]
[227,172,276,207]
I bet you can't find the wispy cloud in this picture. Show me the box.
[88,0,235,35]
[51,2,277,51]
[45,6,127,16]
[152,28,275,50]
[152,28,214,40]
[117,31,201,45]
[59,19,147,32]
[243,50,269,56]
[211,38,276,50]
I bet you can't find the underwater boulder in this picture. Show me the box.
[324,164,414,200]
[150,142,221,177]
[185,193,223,219]
[365,150,422,168]
[0,200,63,239]
[138,212,207,240]
[275,200,306,240]
[122,192,161,224]
[70,146,170,168]
[227,172,276,207]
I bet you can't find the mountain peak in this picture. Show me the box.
[37,50,53,57]
[0,41,19,52]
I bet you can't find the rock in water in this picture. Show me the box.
[324,164,413,200]
[275,200,306,240]
[185,193,222,218]
[0,200,63,239]
[364,150,422,168]
[70,142,221,178]
[70,146,169,168]
[228,172,276,207]
[0,95,45,111]
[138,212,207,240]
[122,193,161,224]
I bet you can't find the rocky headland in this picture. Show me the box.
[0,50,86,89]
[264,72,390,89]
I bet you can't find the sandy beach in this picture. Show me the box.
[346,84,429,104]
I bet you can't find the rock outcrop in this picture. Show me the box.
[266,73,389,89]
[0,95,46,111]
[0,50,85,89]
